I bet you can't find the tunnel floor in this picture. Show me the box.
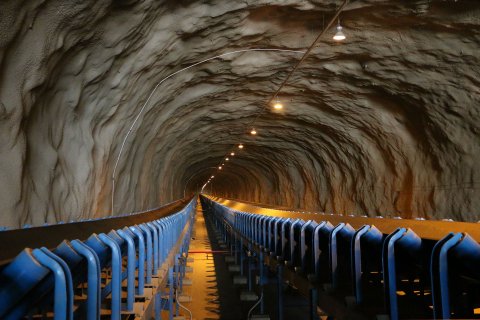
[176,200,316,320]
[177,201,242,319]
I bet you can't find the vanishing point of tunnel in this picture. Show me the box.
[0,0,479,228]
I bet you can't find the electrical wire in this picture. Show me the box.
[246,290,264,320]
[175,255,193,319]
[205,0,350,193]
[110,0,351,204]
[251,0,349,124]
[175,288,193,320]
[111,48,306,215]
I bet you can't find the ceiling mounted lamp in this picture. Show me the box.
[230,152,235,156]
[225,157,229,161]
[238,144,244,149]
[211,175,214,178]
[250,128,257,135]
[218,166,222,170]
[222,163,225,166]
[273,98,283,110]
[333,19,346,41]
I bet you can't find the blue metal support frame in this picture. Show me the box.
[139,224,153,284]
[0,197,196,320]
[129,225,146,295]
[351,225,382,304]
[31,248,70,320]
[70,239,101,320]
[116,228,136,311]
[98,233,122,320]
[202,195,480,320]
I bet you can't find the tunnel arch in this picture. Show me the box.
[0,0,478,227]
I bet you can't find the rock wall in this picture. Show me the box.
[0,0,479,227]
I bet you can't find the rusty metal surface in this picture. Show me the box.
[0,197,193,265]
[208,196,480,242]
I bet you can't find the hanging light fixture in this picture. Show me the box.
[230,152,235,156]
[250,128,257,135]
[225,157,229,161]
[333,19,346,41]
[273,98,283,110]
[218,166,222,170]
[238,144,244,149]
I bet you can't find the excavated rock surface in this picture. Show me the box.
[0,0,479,227]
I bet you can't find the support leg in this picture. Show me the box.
[248,246,253,292]
[259,252,265,314]
[155,292,161,320]
[277,265,284,320]
[240,238,245,277]
[169,267,174,320]
[234,234,239,265]
[310,288,319,320]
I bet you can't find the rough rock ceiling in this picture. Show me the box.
[0,0,479,227]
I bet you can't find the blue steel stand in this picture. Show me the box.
[309,288,319,320]
[154,291,161,320]
[247,246,253,292]
[168,267,174,320]
[230,231,235,256]
[174,254,183,317]
[240,238,245,277]
[277,264,284,320]
[234,234,239,265]
[259,251,265,314]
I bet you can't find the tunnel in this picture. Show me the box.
[0,0,479,319]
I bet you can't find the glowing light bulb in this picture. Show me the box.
[225,158,229,161]
[222,163,225,166]
[211,176,214,178]
[230,152,235,156]
[333,24,346,41]
[238,144,244,149]
[250,128,257,135]
[273,99,283,110]
[218,166,222,170]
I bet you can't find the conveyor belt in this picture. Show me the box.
[209,196,480,242]
[0,197,192,265]
[202,195,480,320]
[0,197,196,320]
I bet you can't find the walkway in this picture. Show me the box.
[178,200,242,319]
[176,199,313,320]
